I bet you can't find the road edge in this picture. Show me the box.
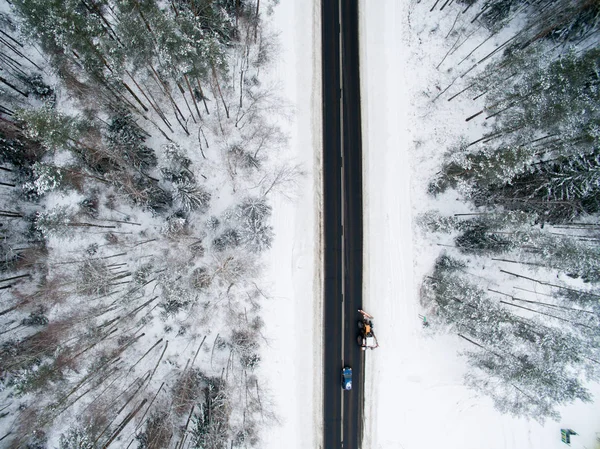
[312,0,325,447]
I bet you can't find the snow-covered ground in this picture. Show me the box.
[260,1,322,449]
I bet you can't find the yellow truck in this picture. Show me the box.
[358,309,379,350]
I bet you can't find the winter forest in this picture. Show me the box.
[1,0,600,446]
[418,0,600,424]
[0,0,293,447]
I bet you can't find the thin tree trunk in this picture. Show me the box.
[127,70,174,130]
[254,0,261,40]
[101,398,148,449]
[68,222,117,229]
[0,76,27,97]
[83,0,123,45]
[447,81,477,102]
[144,341,168,388]
[55,356,118,409]
[197,126,208,159]
[135,382,165,431]
[440,0,453,11]
[196,77,210,114]
[499,300,594,329]
[437,34,461,69]
[486,102,515,119]
[491,257,542,267]
[149,65,189,133]
[477,32,524,68]
[470,3,491,23]
[432,77,456,102]
[0,273,29,283]
[126,296,159,319]
[457,32,496,66]
[0,50,23,68]
[465,110,484,121]
[449,26,480,57]
[212,64,229,118]
[0,30,23,48]
[129,338,163,373]
[122,81,149,112]
[503,291,597,316]
[113,372,151,419]
[1,39,42,70]
[176,405,196,449]
[0,210,22,217]
[500,269,600,298]
[0,104,14,115]
[178,81,197,123]
[184,74,202,119]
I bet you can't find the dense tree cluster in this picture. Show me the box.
[422,0,600,421]
[0,0,284,447]
[423,254,599,420]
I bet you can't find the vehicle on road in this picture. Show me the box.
[341,366,352,390]
[358,309,379,350]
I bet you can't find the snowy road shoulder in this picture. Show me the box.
[260,1,322,449]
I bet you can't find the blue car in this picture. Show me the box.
[341,366,352,390]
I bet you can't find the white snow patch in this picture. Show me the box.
[260,1,322,449]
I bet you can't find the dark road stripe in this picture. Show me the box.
[323,1,364,449]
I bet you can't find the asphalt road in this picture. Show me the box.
[322,0,343,446]
[322,1,364,448]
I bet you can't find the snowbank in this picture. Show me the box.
[260,1,322,449]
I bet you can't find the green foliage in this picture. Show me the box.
[478,0,522,30]
[416,210,461,233]
[18,73,55,102]
[158,269,195,317]
[235,197,273,252]
[24,430,47,449]
[212,198,274,253]
[468,0,600,44]
[455,223,512,254]
[174,181,211,212]
[433,254,467,272]
[34,205,71,238]
[436,47,600,223]
[191,266,212,289]
[22,307,49,326]
[490,48,600,143]
[191,376,230,449]
[230,328,260,369]
[15,106,83,152]
[12,0,117,77]
[107,112,157,171]
[3,1,279,444]
[11,361,63,395]
[0,124,43,167]
[58,426,95,449]
[213,228,241,251]
[516,230,600,282]
[23,162,64,197]
[432,144,533,194]
[161,143,194,184]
